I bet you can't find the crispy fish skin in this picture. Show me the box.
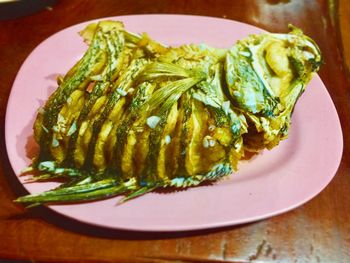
[16,22,322,205]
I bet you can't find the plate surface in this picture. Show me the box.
[5,15,343,231]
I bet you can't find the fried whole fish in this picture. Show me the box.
[16,21,322,205]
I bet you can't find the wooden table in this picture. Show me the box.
[1,0,349,262]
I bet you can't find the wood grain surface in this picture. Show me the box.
[1,0,349,262]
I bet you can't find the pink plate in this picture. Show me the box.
[5,15,343,231]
